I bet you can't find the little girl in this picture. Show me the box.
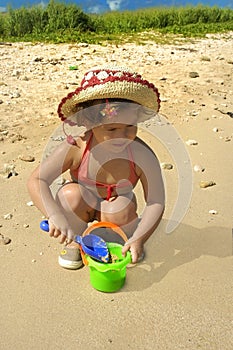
[27,66,165,268]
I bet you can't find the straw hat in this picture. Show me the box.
[57,66,160,122]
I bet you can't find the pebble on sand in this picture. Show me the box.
[19,155,35,162]
[1,163,18,178]
[186,139,198,146]
[193,164,205,172]
[209,209,218,214]
[189,72,199,78]
[0,233,11,245]
[212,127,219,132]
[199,181,216,188]
[160,163,173,170]
[3,213,13,220]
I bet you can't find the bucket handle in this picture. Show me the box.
[82,221,128,243]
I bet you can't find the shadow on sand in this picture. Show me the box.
[124,219,232,292]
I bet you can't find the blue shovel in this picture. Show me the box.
[40,220,109,263]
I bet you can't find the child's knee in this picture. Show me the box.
[57,183,97,212]
[101,199,138,226]
[56,183,79,210]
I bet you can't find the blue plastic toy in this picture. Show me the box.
[40,220,109,263]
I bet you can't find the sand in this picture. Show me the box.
[0,33,233,350]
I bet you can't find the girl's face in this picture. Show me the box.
[92,108,138,153]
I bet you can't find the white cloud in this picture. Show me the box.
[106,0,124,11]
[87,5,104,13]
[38,1,47,9]
[0,7,6,12]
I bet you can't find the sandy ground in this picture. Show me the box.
[0,33,233,350]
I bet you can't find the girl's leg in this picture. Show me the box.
[56,182,98,237]
[97,193,139,244]
[56,183,99,269]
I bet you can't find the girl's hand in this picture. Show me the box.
[122,240,144,264]
[48,213,74,244]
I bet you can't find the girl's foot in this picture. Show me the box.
[58,242,83,270]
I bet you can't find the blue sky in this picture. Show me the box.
[0,0,232,13]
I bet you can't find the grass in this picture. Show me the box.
[0,1,232,44]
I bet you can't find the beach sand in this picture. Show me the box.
[0,33,232,349]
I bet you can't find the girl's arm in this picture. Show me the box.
[122,140,165,261]
[27,141,80,241]
[129,165,165,242]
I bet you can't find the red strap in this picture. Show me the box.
[106,184,115,201]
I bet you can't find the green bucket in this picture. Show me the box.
[85,242,131,293]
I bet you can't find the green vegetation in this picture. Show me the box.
[0,0,232,43]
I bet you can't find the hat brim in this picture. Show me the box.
[58,80,160,123]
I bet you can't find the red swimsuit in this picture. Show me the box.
[70,133,139,201]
